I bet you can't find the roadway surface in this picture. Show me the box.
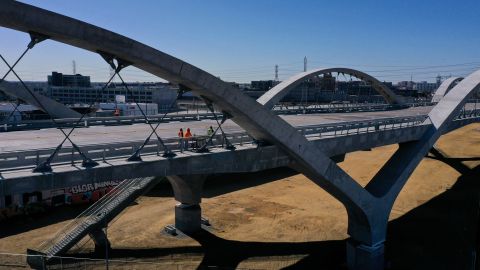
[0,106,433,152]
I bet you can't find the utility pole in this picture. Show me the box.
[274,64,279,81]
[304,56,307,72]
[72,60,77,87]
[105,218,109,270]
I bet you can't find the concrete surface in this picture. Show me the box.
[0,106,433,152]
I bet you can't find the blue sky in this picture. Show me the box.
[1,0,480,83]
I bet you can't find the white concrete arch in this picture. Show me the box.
[257,67,404,109]
[431,77,463,103]
[358,69,480,264]
[0,1,374,236]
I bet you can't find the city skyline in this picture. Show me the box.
[1,0,479,83]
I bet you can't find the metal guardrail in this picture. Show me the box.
[272,103,410,115]
[0,102,434,132]
[36,177,157,258]
[0,252,217,270]
[0,110,478,173]
[1,111,220,132]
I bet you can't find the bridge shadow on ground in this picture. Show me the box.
[0,204,89,239]
[1,168,295,238]
[145,167,299,199]
[385,158,480,269]
[190,231,346,269]
[80,235,346,269]
[81,156,480,269]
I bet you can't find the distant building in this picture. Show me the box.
[393,80,440,97]
[396,81,415,90]
[48,72,91,88]
[242,76,391,103]
[251,80,276,91]
[413,81,438,93]
[16,73,179,111]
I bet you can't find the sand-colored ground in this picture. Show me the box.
[0,123,479,269]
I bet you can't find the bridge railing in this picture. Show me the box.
[1,111,220,132]
[0,111,478,172]
[0,102,438,132]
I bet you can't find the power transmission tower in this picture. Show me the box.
[274,64,279,81]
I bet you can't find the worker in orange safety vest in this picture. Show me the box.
[184,128,192,150]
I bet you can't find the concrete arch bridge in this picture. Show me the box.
[0,2,479,269]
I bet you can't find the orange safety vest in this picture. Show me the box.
[184,131,192,138]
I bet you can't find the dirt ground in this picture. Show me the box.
[0,123,479,269]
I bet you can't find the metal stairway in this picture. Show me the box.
[27,176,161,269]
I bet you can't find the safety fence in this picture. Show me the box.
[0,252,259,270]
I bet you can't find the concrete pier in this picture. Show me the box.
[347,240,385,270]
[167,175,207,234]
[175,203,202,233]
[89,228,111,253]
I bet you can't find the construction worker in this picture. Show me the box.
[207,126,214,146]
[184,128,192,150]
[207,126,214,136]
[178,128,184,151]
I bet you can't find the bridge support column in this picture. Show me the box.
[345,220,388,270]
[344,203,390,270]
[175,203,201,233]
[347,240,385,270]
[89,228,111,253]
[167,175,207,234]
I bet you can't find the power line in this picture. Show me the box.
[309,59,480,68]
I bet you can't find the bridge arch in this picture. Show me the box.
[2,2,479,269]
[0,1,373,224]
[257,67,404,109]
[431,77,463,103]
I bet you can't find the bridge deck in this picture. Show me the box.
[0,106,432,152]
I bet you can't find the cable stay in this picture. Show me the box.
[195,97,235,153]
[95,53,176,162]
[1,33,101,173]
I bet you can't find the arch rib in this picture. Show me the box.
[366,69,480,214]
[0,1,375,233]
[5,2,478,269]
[431,76,463,103]
[257,68,404,109]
